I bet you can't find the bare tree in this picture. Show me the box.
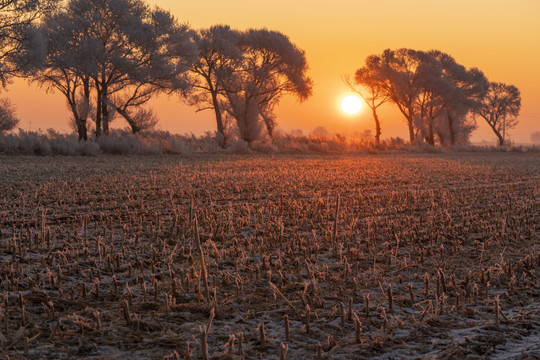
[344,72,388,144]
[426,51,488,146]
[363,49,433,143]
[475,82,521,146]
[0,98,18,132]
[440,66,488,146]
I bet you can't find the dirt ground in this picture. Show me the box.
[0,152,539,359]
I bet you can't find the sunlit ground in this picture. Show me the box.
[0,153,539,359]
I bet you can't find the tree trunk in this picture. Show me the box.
[498,133,505,146]
[211,92,226,147]
[76,119,84,141]
[95,89,102,137]
[447,113,456,145]
[102,85,109,135]
[67,98,84,140]
[407,115,415,143]
[394,102,416,143]
[261,113,275,142]
[115,107,141,134]
[426,120,435,146]
[372,107,381,144]
[486,120,505,146]
[80,78,91,141]
[437,131,445,146]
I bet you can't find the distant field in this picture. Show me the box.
[0,153,539,359]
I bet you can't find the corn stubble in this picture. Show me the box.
[0,153,539,359]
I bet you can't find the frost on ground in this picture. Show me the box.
[0,152,539,359]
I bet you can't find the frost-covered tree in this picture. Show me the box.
[106,6,197,134]
[221,29,312,144]
[188,25,242,147]
[0,0,57,86]
[413,53,455,145]
[0,98,18,132]
[475,82,521,146]
[35,0,196,138]
[31,11,93,140]
[356,49,489,146]
[363,49,435,143]
[437,65,488,146]
[423,51,488,146]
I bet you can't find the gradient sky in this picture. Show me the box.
[7,0,540,143]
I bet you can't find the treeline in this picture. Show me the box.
[347,49,521,147]
[0,0,522,148]
[0,0,312,147]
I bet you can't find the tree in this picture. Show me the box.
[221,29,313,144]
[0,98,18,132]
[426,51,488,146]
[106,6,196,134]
[345,70,389,144]
[356,49,489,146]
[413,52,454,145]
[0,0,58,86]
[188,25,242,147]
[31,10,93,140]
[439,67,488,145]
[475,82,521,146]
[34,0,196,138]
[363,49,433,143]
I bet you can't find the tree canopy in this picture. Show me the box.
[475,82,521,146]
[0,0,58,86]
[189,27,312,145]
[33,0,196,139]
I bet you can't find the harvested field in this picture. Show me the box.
[0,152,539,359]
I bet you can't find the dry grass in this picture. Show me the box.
[0,152,539,359]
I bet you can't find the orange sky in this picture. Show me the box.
[6,0,540,143]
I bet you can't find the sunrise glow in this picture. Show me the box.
[3,0,540,143]
[341,95,363,115]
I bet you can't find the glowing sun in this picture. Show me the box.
[341,95,363,114]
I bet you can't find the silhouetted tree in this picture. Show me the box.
[356,49,489,146]
[475,82,521,146]
[345,71,388,144]
[31,11,92,140]
[363,49,435,143]
[438,66,488,146]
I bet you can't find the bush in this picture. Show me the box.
[0,99,19,133]
[0,128,521,156]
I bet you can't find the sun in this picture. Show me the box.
[341,95,363,114]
